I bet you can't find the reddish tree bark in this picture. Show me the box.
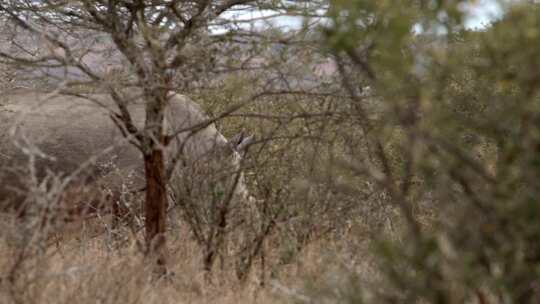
[144,146,168,275]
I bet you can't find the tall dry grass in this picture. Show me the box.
[0,214,380,304]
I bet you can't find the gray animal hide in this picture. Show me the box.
[0,90,251,217]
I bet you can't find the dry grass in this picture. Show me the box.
[0,216,379,304]
[0,229,265,303]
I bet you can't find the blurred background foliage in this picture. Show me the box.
[302,1,540,303]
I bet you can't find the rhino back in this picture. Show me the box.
[0,92,144,206]
[0,91,236,211]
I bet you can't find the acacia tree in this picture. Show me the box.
[0,0,317,274]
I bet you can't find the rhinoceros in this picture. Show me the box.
[0,90,253,225]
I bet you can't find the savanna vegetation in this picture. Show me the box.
[0,0,539,303]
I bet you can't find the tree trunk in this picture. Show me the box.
[144,147,168,276]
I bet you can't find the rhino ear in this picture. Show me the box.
[230,132,255,154]
[229,131,245,147]
[237,134,255,152]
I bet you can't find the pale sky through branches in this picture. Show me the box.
[217,0,504,33]
[462,0,503,29]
